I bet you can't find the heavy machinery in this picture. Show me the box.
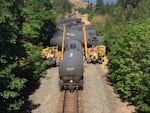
[86,45,106,64]
[41,26,67,66]
[82,26,106,64]
[42,24,106,65]
[41,46,62,66]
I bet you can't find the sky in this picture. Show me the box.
[87,0,117,4]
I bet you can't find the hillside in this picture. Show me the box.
[69,0,88,8]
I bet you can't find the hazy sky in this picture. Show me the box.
[88,0,117,4]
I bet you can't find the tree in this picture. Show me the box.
[104,21,150,113]
[52,0,72,15]
[95,0,105,14]
[135,0,150,20]
[96,0,104,10]
[88,0,150,112]
[117,0,140,8]
[22,0,56,45]
[0,0,27,111]
[0,0,56,112]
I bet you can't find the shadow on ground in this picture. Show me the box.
[17,65,56,113]
[19,81,41,113]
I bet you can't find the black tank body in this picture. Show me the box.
[50,25,103,48]
[59,40,83,82]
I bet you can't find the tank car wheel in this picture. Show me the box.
[59,80,63,91]
[80,80,84,90]
[81,75,84,80]
[80,84,84,90]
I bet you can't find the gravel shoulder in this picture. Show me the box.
[84,63,111,113]
[28,67,60,113]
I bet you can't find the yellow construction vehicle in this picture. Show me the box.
[86,45,106,63]
[41,26,66,66]
[41,46,62,66]
[82,26,106,64]
[98,45,106,57]
[42,46,58,59]
[42,25,106,65]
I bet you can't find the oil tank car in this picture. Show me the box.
[59,40,84,91]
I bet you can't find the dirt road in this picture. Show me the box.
[28,67,60,113]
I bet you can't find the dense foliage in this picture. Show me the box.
[51,0,72,15]
[0,0,56,112]
[117,0,140,8]
[105,21,150,113]
[82,0,150,112]
[95,0,104,11]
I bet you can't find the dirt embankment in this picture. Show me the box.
[80,14,91,25]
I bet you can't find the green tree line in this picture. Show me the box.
[106,21,150,113]
[81,0,150,112]
[0,0,72,112]
[51,0,72,16]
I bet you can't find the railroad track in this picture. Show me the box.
[57,90,83,113]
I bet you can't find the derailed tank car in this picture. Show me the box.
[59,40,84,91]
[50,24,103,49]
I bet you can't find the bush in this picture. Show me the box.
[105,21,150,112]
[22,43,49,81]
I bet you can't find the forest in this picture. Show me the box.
[83,0,149,112]
[0,0,71,112]
[0,0,149,113]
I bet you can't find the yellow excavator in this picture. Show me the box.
[41,26,66,66]
[82,26,106,64]
[41,46,62,66]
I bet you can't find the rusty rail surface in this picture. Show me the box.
[57,90,83,113]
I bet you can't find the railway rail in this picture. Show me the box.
[57,89,83,113]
